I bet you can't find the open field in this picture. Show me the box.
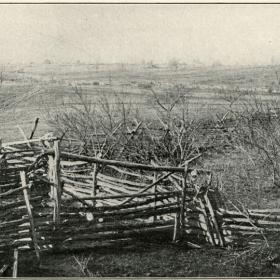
[3,63,280,277]
[2,63,280,142]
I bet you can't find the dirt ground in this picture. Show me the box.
[5,240,277,277]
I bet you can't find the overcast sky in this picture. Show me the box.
[0,4,280,65]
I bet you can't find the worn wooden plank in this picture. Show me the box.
[20,171,40,262]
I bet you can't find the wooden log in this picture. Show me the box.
[106,165,153,180]
[249,208,280,214]
[0,218,30,230]
[219,208,280,219]
[153,172,157,222]
[48,148,54,199]
[70,190,180,201]
[12,249,18,278]
[61,177,93,188]
[53,140,62,227]
[62,189,92,207]
[96,176,145,191]
[98,173,148,188]
[20,171,40,263]
[60,160,88,167]
[96,180,139,194]
[173,193,180,242]
[0,186,27,198]
[60,202,179,219]
[0,196,42,211]
[58,206,180,223]
[179,168,188,238]
[3,138,43,148]
[204,194,225,247]
[98,181,139,194]
[57,151,210,174]
[197,198,216,246]
[0,231,32,244]
[61,168,92,174]
[61,173,92,179]
[0,264,9,276]
[119,172,177,206]
[0,239,34,251]
[61,193,178,212]
[29,118,39,140]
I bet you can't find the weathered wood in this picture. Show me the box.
[0,186,27,198]
[60,202,178,218]
[119,172,176,206]
[57,206,180,223]
[53,140,61,227]
[72,190,180,201]
[0,196,42,211]
[62,177,93,188]
[107,165,153,180]
[153,172,158,222]
[0,217,30,230]
[179,167,188,238]
[62,193,178,212]
[97,173,148,188]
[0,264,9,276]
[12,249,18,278]
[57,151,210,174]
[197,198,216,246]
[204,194,225,247]
[29,118,39,140]
[63,189,92,207]
[20,171,40,263]
[3,138,44,148]
[96,180,140,194]
[173,194,180,242]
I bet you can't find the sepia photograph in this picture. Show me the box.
[2,2,280,277]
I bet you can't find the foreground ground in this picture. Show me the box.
[10,240,279,277]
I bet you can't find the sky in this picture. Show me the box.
[0,4,280,65]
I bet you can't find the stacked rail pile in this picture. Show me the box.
[50,159,183,250]
[169,173,228,246]
[52,151,227,250]
[0,138,55,269]
[219,208,280,246]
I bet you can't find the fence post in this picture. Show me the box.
[172,192,180,242]
[91,163,98,206]
[48,140,54,200]
[12,249,18,278]
[179,166,188,239]
[153,172,157,221]
[20,171,40,263]
[53,140,62,227]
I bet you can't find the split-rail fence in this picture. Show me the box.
[0,135,280,276]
